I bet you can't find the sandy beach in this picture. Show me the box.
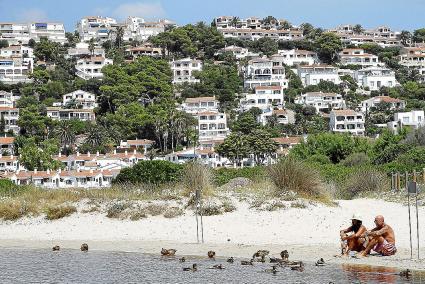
[0,198,424,270]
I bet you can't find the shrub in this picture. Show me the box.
[113,160,183,185]
[200,203,222,216]
[342,168,389,199]
[213,167,266,186]
[340,152,370,167]
[106,203,128,218]
[0,202,23,221]
[182,161,212,197]
[144,204,166,216]
[268,157,322,197]
[46,205,77,220]
[163,207,184,218]
[129,210,147,221]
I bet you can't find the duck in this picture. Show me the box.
[290,262,304,272]
[210,264,225,270]
[80,243,88,252]
[315,258,325,266]
[253,250,270,259]
[399,269,412,278]
[207,251,216,259]
[227,257,234,263]
[265,265,278,274]
[179,257,186,263]
[52,245,60,251]
[241,259,254,265]
[161,248,177,256]
[183,264,197,272]
[280,250,289,261]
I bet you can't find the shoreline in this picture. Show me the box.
[0,239,423,271]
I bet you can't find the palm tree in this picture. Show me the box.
[88,38,95,55]
[114,26,125,48]
[400,30,412,46]
[55,121,76,150]
[353,24,364,34]
[230,17,240,28]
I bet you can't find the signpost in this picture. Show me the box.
[407,180,420,259]
[195,189,204,244]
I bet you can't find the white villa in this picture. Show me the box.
[295,92,345,113]
[262,108,296,125]
[197,111,229,142]
[0,91,20,108]
[180,97,219,115]
[330,109,365,136]
[75,56,113,80]
[61,90,97,110]
[276,49,318,66]
[77,16,117,42]
[67,42,105,58]
[125,44,163,59]
[297,65,341,86]
[240,85,285,112]
[387,110,425,132]
[0,137,15,155]
[170,58,202,84]
[354,67,397,91]
[215,45,259,59]
[47,107,96,121]
[360,96,405,113]
[244,57,288,89]
[0,22,66,44]
[0,107,19,134]
[339,48,380,67]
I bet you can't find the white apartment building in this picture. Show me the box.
[0,137,15,155]
[330,109,365,136]
[170,58,202,84]
[180,97,219,115]
[67,42,105,58]
[387,110,425,132]
[118,139,154,153]
[297,65,341,86]
[0,45,33,59]
[0,155,19,172]
[125,18,174,41]
[215,45,259,59]
[332,25,401,48]
[165,147,229,168]
[295,92,345,112]
[197,111,229,142]
[276,49,317,66]
[77,16,117,42]
[0,107,19,134]
[125,44,163,59]
[244,57,288,89]
[2,169,119,189]
[0,57,33,84]
[240,85,284,112]
[262,108,295,125]
[354,67,397,91]
[61,90,97,110]
[360,96,405,113]
[398,46,425,83]
[0,91,20,108]
[75,56,113,80]
[47,107,96,121]
[339,48,380,67]
[0,22,66,44]
[272,136,302,156]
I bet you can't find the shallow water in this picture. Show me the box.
[0,248,423,284]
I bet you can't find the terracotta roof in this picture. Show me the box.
[255,86,282,91]
[0,137,15,144]
[126,139,154,146]
[273,109,292,115]
[0,107,18,111]
[332,109,358,116]
[374,96,403,103]
[0,155,18,162]
[185,97,217,103]
[272,136,302,145]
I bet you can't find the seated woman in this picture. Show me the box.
[340,215,367,256]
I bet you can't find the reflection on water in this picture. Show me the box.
[0,248,423,284]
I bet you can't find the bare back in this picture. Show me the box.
[372,223,395,244]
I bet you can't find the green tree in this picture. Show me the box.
[353,24,364,34]
[315,32,343,64]
[216,132,250,166]
[246,129,278,164]
[400,30,412,46]
[0,40,8,49]
[413,28,425,43]
[19,138,62,171]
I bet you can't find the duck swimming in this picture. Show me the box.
[315,258,325,266]
[161,248,177,256]
[183,264,197,272]
[207,251,216,259]
[52,245,60,251]
[210,264,225,270]
[241,259,254,265]
[227,257,234,263]
[80,244,88,252]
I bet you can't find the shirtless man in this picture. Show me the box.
[340,215,367,256]
[359,215,396,257]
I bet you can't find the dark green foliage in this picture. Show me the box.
[113,160,183,185]
[213,167,266,186]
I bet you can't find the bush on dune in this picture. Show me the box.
[341,168,389,199]
[45,205,77,220]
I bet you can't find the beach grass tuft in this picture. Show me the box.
[45,205,77,220]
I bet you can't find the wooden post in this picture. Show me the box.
[423,168,425,184]
[396,172,401,191]
[405,171,409,190]
[413,171,417,182]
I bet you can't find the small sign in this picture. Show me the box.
[408,181,418,194]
